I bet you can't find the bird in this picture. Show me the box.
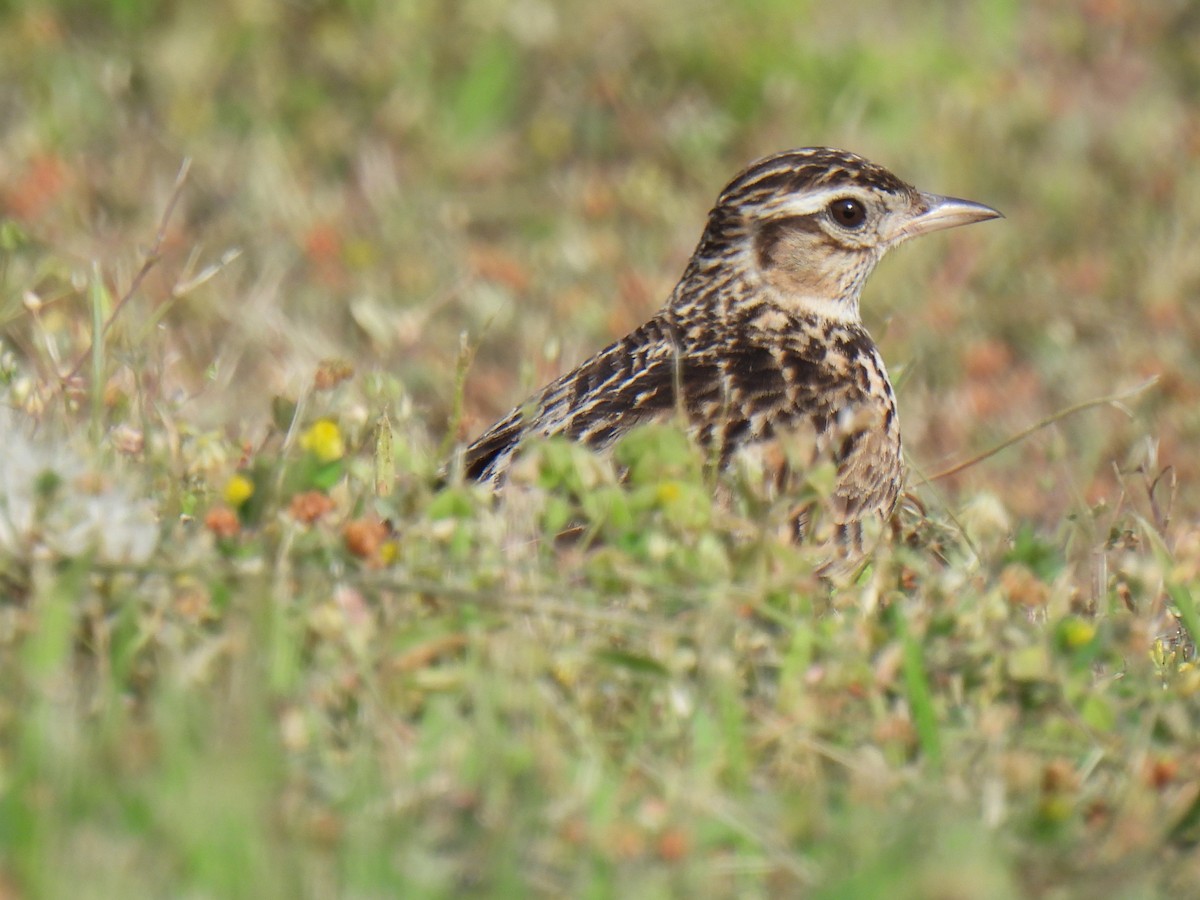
[458,147,1001,551]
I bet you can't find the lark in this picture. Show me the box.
[460,148,1000,548]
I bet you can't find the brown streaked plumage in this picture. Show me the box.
[459,147,1001,549]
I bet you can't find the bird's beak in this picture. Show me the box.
[894,192,1003,242]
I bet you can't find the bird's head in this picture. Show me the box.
[685,147,1002,322]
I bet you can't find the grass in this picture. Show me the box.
[2,0,1200,896]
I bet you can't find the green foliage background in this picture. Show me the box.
[1,1,1199,896]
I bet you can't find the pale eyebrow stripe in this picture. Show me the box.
[763,187,868,218]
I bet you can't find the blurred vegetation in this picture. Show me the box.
[1,0,1199,896]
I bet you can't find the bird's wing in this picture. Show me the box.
[462,315,683,482]
[463,315,901,525]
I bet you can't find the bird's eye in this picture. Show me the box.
[828,197,867,229]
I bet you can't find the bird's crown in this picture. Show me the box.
[718,147,914,208]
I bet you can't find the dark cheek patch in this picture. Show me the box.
[754,227,777,270]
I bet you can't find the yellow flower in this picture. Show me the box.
[1058,617,1095,649]
[302,420,345,463]
[1151,639,1171,668]
[655,481,682,504]
[1038,795,1073,824]
[223,473,255,507]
